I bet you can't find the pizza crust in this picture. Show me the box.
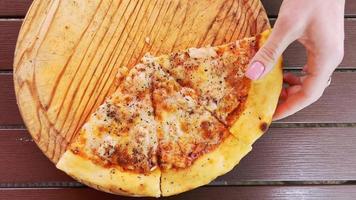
[56,151,161,197]
[229,30,283,144]
[160,135,251,196]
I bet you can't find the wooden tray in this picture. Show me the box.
[13,0,270,163]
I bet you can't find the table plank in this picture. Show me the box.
[0,129,72,183]
[0,73,23,125]
[1,0,356,18]
[221,127,356,182]
[1,127,355,183]
[1,19,356,70]
[2,72,356,125]
[0,0,31,17]
[1,185,356,200]
[0,20,21,70]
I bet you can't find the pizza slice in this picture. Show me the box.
[154,30,282,144]
[149,63,251,196]
[56,64,161,197]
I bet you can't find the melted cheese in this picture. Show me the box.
[157,38,256,125]
[188,47,217,59]
[152,67,229,170]
[69,64,158,173]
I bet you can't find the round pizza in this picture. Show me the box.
[56,29,282,197]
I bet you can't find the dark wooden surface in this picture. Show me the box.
[0,74,23,125]
[1,0,356,199]
[0,20,21,70]
[0,0,31,17]
[1,186,356,200]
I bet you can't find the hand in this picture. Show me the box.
[245,0,345,120]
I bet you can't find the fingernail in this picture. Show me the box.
[245,61,265,80]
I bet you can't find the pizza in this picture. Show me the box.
[56,29,282,197]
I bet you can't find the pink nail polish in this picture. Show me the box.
[245,61,265,80]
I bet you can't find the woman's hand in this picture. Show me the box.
[245,0,345,120]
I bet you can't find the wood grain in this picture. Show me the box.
[1,127,355,183]
[2,0,356,17]
[2,72,356,126]
[1,186,356,200]
[13,0,270,163]
[2,19,356,70]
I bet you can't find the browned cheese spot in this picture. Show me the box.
[260,122,268,133]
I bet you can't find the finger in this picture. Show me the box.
[278,84,301,106]
[286,85,302,96]
[279,88,288,102]
[245,20,297,80]
[284,73,302,85]
[273,74,329,121]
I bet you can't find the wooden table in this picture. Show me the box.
[1,1,356,199]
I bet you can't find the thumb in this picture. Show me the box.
[246,28,294,80]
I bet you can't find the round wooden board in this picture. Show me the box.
[14,0,270,163]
